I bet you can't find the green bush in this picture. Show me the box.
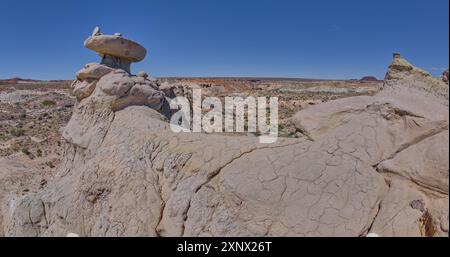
[46,161,55,168]
[10,128,24,137]
[21,147,30,156]
[42,100,56,106]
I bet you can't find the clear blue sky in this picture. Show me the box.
[0,0,448,80]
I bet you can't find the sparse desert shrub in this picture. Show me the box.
[46,161,55,168]
[10,128,24,137]
[21,147,30,156]
[19,111,27,119]
[37,148,42,157]
[42,100,56,106]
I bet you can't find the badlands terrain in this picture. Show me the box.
[0,30,448,237]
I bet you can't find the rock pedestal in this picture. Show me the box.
[100,55,132,73]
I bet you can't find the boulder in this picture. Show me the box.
[84,35,147,63]
[83,27,147,73]
[443,69,449,83]
[378,131,449,194]
[137,71,149,79]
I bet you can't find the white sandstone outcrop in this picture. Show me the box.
[292,53,449,237]
[1,31,448,237]
[385,53,448,102]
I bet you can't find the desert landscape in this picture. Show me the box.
[0,26,448,237]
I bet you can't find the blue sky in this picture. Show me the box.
[0,0,448,80]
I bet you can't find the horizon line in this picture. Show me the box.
[0,75,384,82]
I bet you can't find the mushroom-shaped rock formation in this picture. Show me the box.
[84,27,147,73]
[68,30,170,127]
[385,53,431,80]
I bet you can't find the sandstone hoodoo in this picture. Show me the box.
[0,30,448,237]
[84,27,147,73]
[384,53,449,103]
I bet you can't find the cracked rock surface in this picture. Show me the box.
[1,56,448,237]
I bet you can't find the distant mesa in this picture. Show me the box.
[4,77,21,83]
[0,77,67,84]
[360,76,379,82]
[9,77,33,83]
[0,77,39,84]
